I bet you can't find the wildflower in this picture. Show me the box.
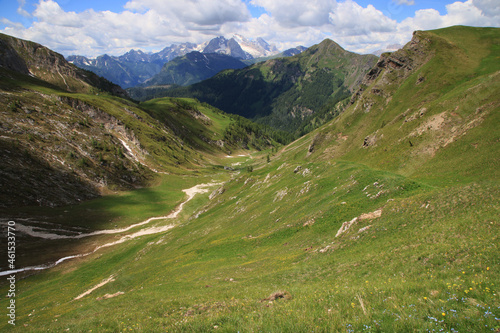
[442,312,446,316]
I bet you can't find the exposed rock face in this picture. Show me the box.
[350,31,433,108]
[0,37,31,74]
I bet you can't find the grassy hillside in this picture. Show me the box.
[0,33,127,98]
[310,26,500,186]
[0,26,499,332]
[0,71,272,207]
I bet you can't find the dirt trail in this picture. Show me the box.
[14,183,219,240]
[74,275,115,300]
[0,183,220,277]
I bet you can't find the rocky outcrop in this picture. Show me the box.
[0,93,155,207]
[350,30,433,110]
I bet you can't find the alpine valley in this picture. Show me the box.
[143,39,378,138]
[0,25,499,333]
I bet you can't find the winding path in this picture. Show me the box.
[0,183,220,277]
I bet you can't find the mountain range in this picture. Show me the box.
[142,52,248,87]
[67,35,298,88]
[138,39,378,138]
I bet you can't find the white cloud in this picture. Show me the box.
[34,0,84,28]
[16,0,31,18]
[328,1,397,36]
[2,0,201,56]
[243,0,399,52]
[400,0,500,32]
[225,14,328,50]
[472,0,500,17]
[393,0,414,5]
[124,0,251,26]
[1,18,25,30]
[250,0,336,27]
[1,0,499,57]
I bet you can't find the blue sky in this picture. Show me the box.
[1,0,458,24]
[1,0,499,56]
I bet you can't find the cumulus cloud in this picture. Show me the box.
[125,0,251,26]
[34,0,83,28]
[328,1,397,36]
[244,0,400,52]
[2,0,200,56]
[400,0,500,32]
[224,14,328,50]
[472,0,500,16]
[0,0,499,57]
[250,0,336,27]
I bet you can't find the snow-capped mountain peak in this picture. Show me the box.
[230,34,279,58]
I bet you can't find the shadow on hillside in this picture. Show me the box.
[0,139,168,272]
[0,139,100,209]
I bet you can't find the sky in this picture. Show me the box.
[1,0,499,57]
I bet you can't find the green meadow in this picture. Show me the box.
[1,152,498,332]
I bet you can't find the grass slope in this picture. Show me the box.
[0,33,127,98]
[0,26,499,332]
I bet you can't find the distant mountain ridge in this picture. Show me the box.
[138,46,309,88]
[66,42,198,88]
[67,35,284,88]
[143,51,248,87]
[201,34,280,60]
[145,39,378,137]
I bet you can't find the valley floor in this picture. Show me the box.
[1,150,498,332]
[0,182,221,278]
